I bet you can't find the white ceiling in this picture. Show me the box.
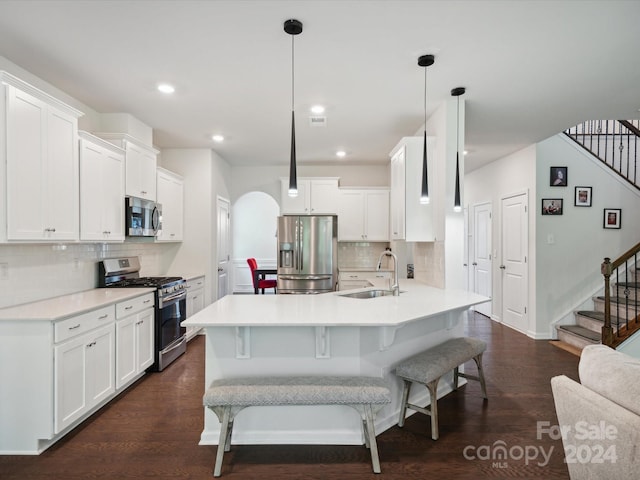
[0,0,638,172]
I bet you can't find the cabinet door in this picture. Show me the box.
[6,86,47,240]
[364,191,390,241]
[79,141,105,240]
[390,147,406,240]
[115,315,136,389]
[136,308,154,371]
[86,325,115,408]
[54,334,88,433]
[101,149,126,241]
[139,148,158,201]
[336,190,364,241]
[156,171,184,241]
[125,143,157,200]
[309,180,339,214]
[45,109,78,240]
[280,179,310,213]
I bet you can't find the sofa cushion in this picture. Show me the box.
[579,344,640,417]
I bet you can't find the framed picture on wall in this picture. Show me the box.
[603,208,621,229]
[574,186,592,207]
[542,198,563,215]
[550,166,568,186]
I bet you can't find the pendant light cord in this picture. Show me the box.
[291,34,295,111]
[423,67,427,133]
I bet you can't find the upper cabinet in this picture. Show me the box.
[389,136,436,242]
[337,188,389,241]
[280,178,340,215]
[95,133,158,201]
[1,72,83,241]
[79,132,125,242]
[156,168,184,242]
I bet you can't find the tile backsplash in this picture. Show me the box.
[338,242,391,269]
[0,242,172,309]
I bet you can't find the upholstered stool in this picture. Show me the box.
[203,375,392,476]
[395,337,488,440]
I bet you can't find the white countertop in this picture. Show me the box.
[0,288,156,322]
[183,280,490,328]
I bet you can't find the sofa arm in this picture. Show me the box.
[551,375,640,480]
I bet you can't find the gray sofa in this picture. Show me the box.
[551,344,640,480]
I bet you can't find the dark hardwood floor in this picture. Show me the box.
[0,313,579,479]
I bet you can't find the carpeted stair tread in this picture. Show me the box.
[596,296,640,306]
[558,325,601,342]
[576,310,605,322]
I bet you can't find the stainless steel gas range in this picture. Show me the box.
[98,257,187,371]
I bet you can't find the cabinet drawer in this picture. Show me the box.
[338,271,391,281]
[116,293,155,319]
[54,305,115,343]
[186,276,205,289]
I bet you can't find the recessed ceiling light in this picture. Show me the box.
[463,150,468,155]
[157,83,175,94]
[336,150,347,158]
[311,105,325,114]
[212,134,224,143]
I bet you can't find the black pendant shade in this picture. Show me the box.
[285,19,302,197]
[452,87,465,212]
[418,54,434,205]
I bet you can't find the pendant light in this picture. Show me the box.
[451,87,465,212]
[284,19,303,197]
[418,55,434,204]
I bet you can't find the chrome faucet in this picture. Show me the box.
[377,250,400,296]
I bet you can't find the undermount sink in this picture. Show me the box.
[339,289,395,299]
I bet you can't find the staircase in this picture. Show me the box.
[552,266,640,356]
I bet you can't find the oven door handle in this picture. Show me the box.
[160,291,187,307]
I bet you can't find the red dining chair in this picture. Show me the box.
[247,258,277,294]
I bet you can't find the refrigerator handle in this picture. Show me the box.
[299,220,303,271]
[295,219,299,271]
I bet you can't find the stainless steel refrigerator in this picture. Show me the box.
[277,215,337,294]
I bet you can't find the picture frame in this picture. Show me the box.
[542,198,563,215]
[550,166,568,186]
[574,186,592,207]
[603,208,621,229]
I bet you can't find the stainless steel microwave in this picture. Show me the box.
[125,197,162,237]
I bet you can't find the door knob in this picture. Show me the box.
[499,265,506,269]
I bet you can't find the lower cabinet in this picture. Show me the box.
[115,306,154,389]
[54,322,115,433]
[337,270,392,291]
[186,276,205,340]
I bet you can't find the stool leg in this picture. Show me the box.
[224,419,234,452]
[474,353,488,399]
[363,404,382,474]
[398,379,412,427]
[453,366,460,390]
[426,378,439,440]
[214,406,231,477]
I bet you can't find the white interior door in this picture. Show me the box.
[501,192,528,334]
[473,202,492,317]
[217,196,231,300]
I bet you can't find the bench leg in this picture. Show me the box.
[473,353,488,399]
[453,366,460,390]
[214,406,232,477]
[363,404,382,474]
[398,379,412,427]
[426,379,439,440]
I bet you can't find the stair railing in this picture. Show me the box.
[565,120,639,190]
[601,240,640,348]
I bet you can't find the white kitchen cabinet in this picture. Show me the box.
[156,168,184,242]
[54,319,115,433]
[389,136,436,241]
[1,72,83,241]
[337,189,389,241]
[338,270,392,291]
[185,275,205,340]
[95,133,158,201]
[115,293,154,389]
[280,178,340,214]
[79,131,125,242]
[0,289,154,454]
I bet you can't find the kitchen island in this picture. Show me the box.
[182,280,489,446]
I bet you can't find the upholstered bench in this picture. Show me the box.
[203,376,392,476]
[394,337,488,440]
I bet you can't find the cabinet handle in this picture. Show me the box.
[125,306,133,310]
[86,341,96,348]
[193,295,198,300]
[136,320,144,325]
[98,314,109,319]
[103,231,111,235]
[141,190,147,195]
[143,299,151,304]
[44,227,56,233]
[68,324,81,330]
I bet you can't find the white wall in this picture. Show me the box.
[159,148,232,305]
[465,145,537,331]
[535,135,640,335]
